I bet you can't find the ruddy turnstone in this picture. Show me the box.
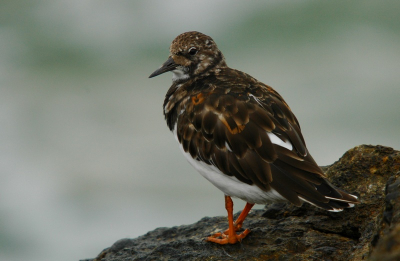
[149,31,359,244]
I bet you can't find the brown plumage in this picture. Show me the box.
[149,31,359,244]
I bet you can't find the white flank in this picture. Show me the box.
[172,124,286,204]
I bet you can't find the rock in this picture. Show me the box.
[82,145,400,261]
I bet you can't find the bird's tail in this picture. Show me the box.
[299,180,359,212]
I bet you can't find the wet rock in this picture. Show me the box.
[82,145,400,261]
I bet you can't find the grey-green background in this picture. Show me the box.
[1,1,399,260]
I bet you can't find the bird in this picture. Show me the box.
[149,31,359,245]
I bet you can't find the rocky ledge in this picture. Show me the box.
[82,145,400,261]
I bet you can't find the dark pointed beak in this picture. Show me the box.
[149,57,177,78]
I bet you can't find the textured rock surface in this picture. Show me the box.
[82,145,400,261]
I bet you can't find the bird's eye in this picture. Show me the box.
[188,47,197,56]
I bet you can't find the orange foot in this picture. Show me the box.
[206,228,251,244]
[206,196,254,245]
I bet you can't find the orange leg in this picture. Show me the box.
[230,201,255,233]
[206,195,255,244]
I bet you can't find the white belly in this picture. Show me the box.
[172,125,287,204]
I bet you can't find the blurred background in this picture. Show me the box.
[1,1,399,260]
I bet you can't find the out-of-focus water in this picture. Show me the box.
[0,1,399,260]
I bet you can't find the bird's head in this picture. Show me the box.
[149,31,226,82]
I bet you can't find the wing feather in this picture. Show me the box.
[174,77,358,208]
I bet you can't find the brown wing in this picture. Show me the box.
[176,81,357,209]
